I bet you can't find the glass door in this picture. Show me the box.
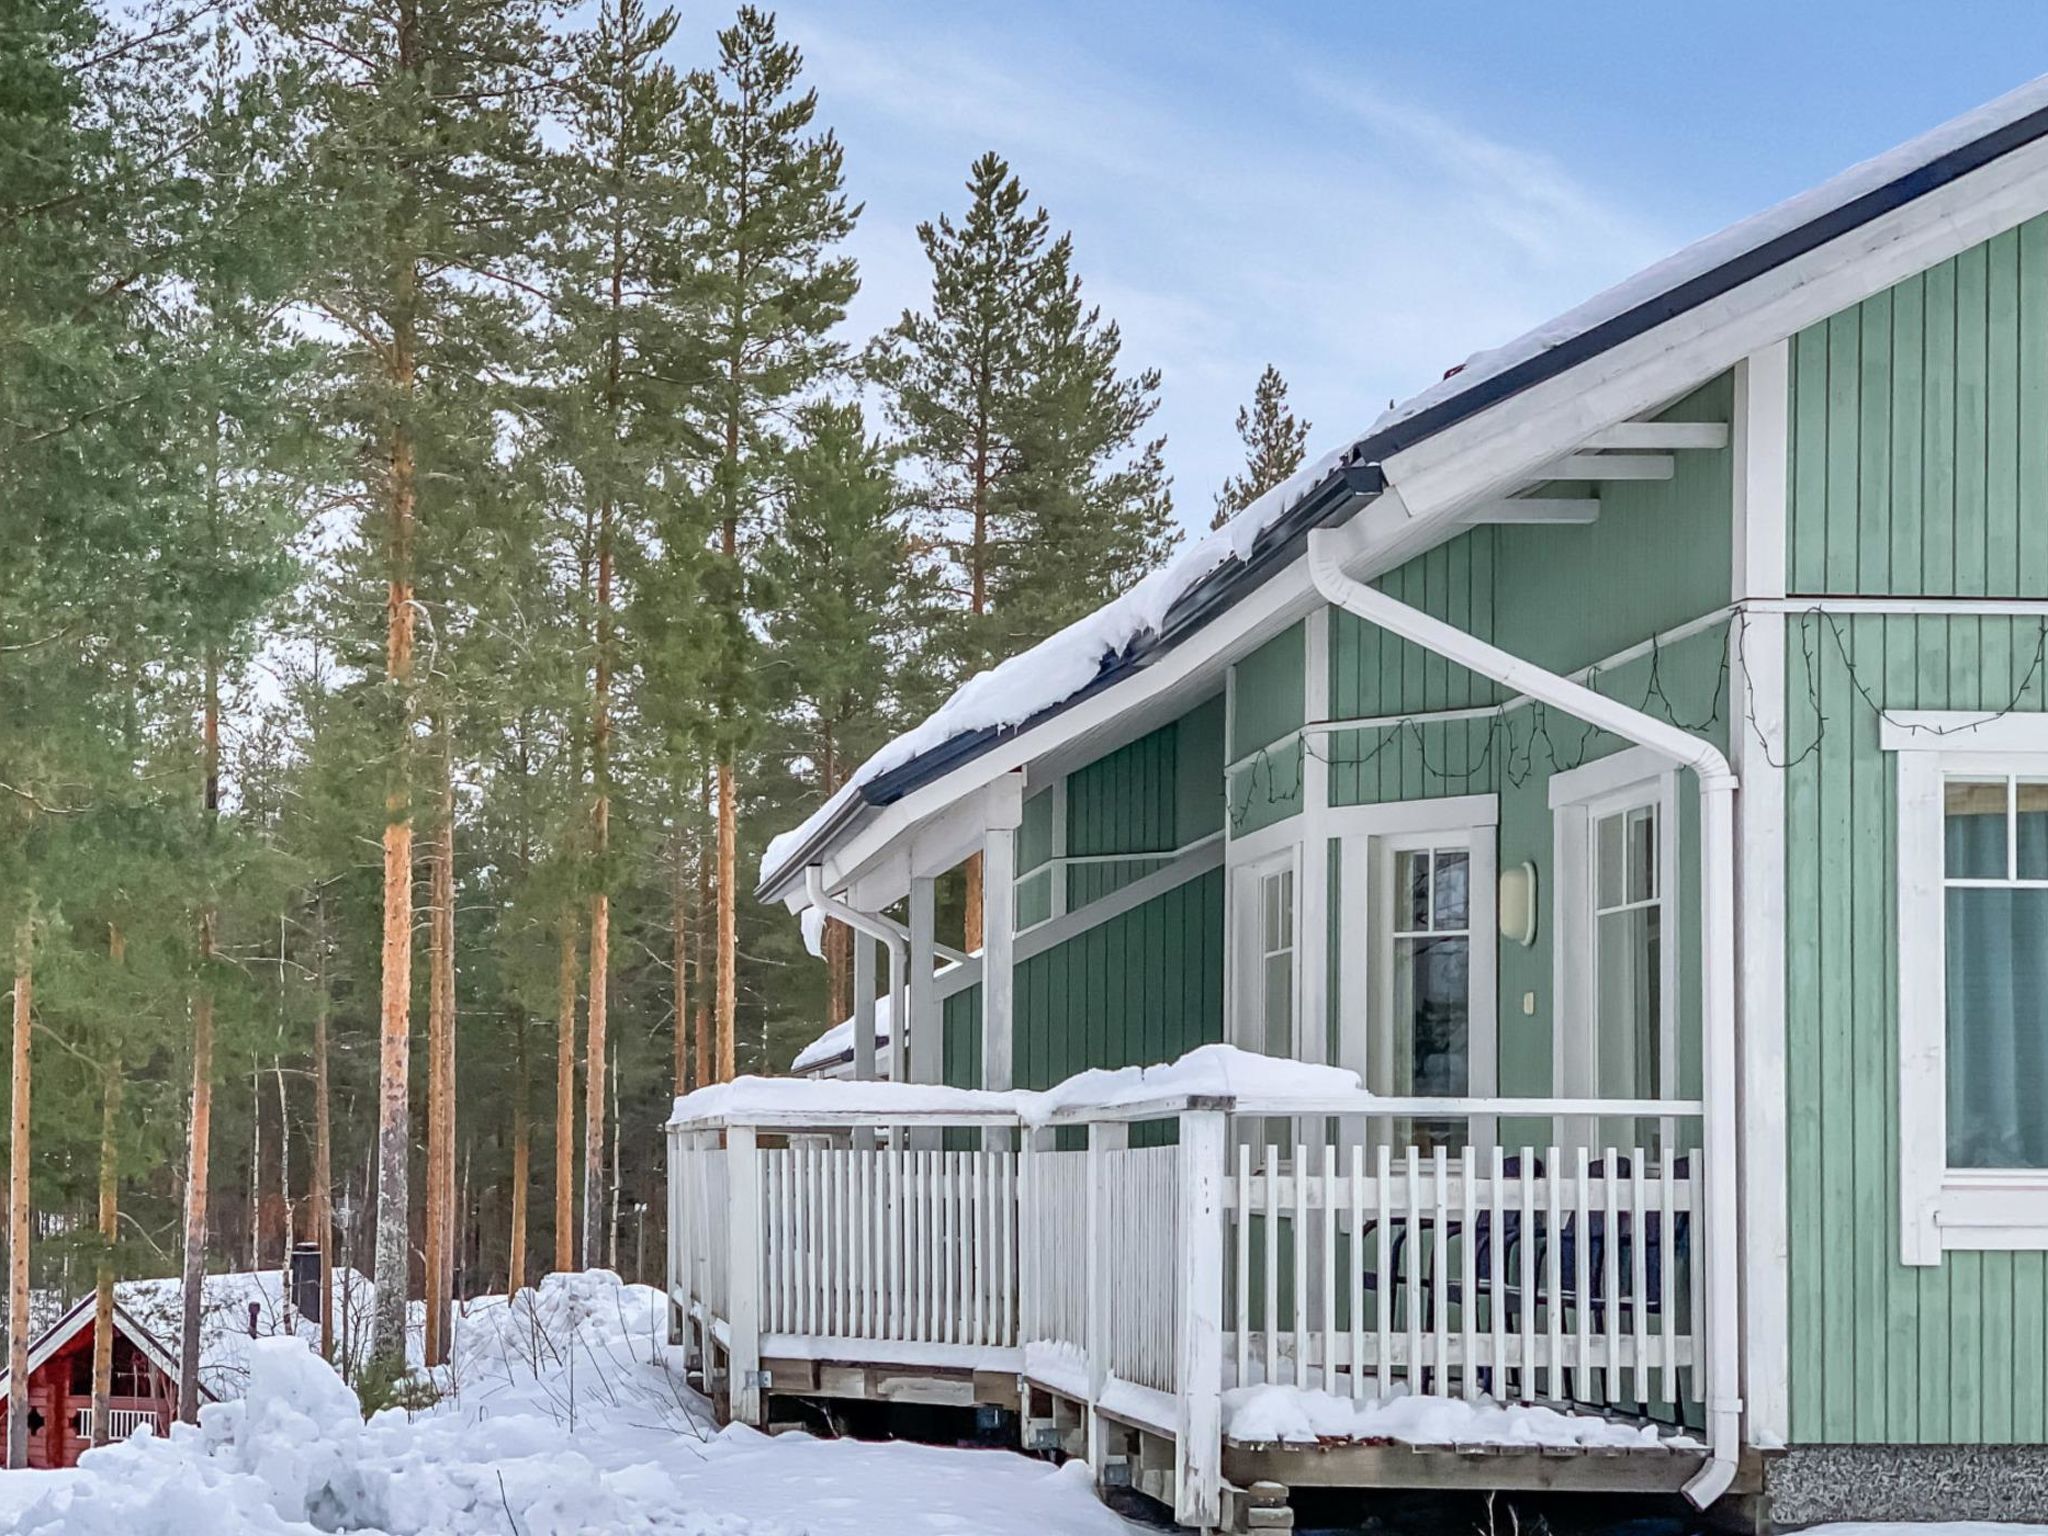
[1356,823,1496,1154]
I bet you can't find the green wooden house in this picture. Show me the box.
[686,74,2048,1530]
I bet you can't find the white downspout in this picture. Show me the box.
[804,867,908,1083]
[1307,524,1743,1508]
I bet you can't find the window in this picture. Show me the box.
[1593,801,1663,1103]
[1550,748,1679,1153]
[1258,865,1296,1059]
[1888,712,2048,1262]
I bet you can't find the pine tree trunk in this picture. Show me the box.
[180,654,221,1424]
[607,1055,621,1273]
[424,735,455,1365]
[91,923,124,1449]
[372,315,420,1368]
[553,918,577,1274]
[312,898,334,1363]
[8,925,32,1470]
[583,503,612,1268]
[90,1055,120,1447]
[508,1018,528,1295]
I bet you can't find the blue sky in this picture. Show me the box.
[674,2,2048,531]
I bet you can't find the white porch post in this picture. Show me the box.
[725,1124,763,1425]
[665,1123,683,1344]
[1732,340,1791,1447]
[981,774,1025,1092]
[853,932,878,1081]
[1174,1108,1227,1528]
[908,875,939,1084]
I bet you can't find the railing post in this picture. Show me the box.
[666,1123,683,1345]
[1175,1108,1226,1529]
[1085,1116,1128,1479]
[726,1123,764,1425]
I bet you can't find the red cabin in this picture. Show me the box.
[0,1295,201,1469]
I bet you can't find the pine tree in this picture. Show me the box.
[548,0,710,1268]
[756,403,926,1021]
[683,7,857,1086]
[1211,364,1310,529]
[872,151,1172,945]
[265,0,554,1370]
[995,257,1175,647]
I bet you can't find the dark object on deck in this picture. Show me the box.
[288,1241,323,1326]
[247,1302,261,1339]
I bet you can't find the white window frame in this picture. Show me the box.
[1886,710,2048,1263]
[1229,844,1301,1061]
[1550,747,1681,1150]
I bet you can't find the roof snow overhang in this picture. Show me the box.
[0,1293,199,1404]
[759,77,2048,910]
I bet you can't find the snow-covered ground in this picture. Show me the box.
[0,1271,1138,1535]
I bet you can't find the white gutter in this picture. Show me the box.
[1307,524,1743,1508]
[803,868,907,1084]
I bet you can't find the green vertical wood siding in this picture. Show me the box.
[1229,622,1306,833]
[1063,693,1224,908]
[1783,611,2048,1444]
[1788,216,2048,598]
[1320,379,1734,1106]
[943,865,1226,1090]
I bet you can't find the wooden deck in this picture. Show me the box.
[669,1088,1735,1531]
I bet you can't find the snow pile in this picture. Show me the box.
[676,1042,1368,1127]
[115,1268,387,1399]
[0,1272,1132,1536]
[1223,1382,1693,1451]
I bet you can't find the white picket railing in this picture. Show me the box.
[1224,1135,1700,1411]
[759,1144,1017,1346]
[669,1091,1719,1529]
[69,1406,159,1440]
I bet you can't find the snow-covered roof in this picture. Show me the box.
[758,73,2048,901]
[0,1293,191,1403]
[111,1268,380,1400]
[675,1042,1365,1127]
[790,956,973,1074]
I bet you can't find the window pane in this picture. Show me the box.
[1397,849,1430,930]
[1434,850,1469,930]
[1946,779,2009,879]
[1262,873,1279,952]
[1597,905,1661,1099]
[1596,812,1625,908]
[1946,886,2048,1168]
[1394,933,1469,1097]
[2019,781,2048,880]
[1627,805,1657,905]
[1263,951,1293,1058]
[1278,869,1294,947]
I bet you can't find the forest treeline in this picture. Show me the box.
[0,0,1313,1436]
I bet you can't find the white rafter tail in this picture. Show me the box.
[1581,421,1730,451]
[1534,452,1675,480]
[1459,498,1602,526]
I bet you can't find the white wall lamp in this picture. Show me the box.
[1499,860,1539,947]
